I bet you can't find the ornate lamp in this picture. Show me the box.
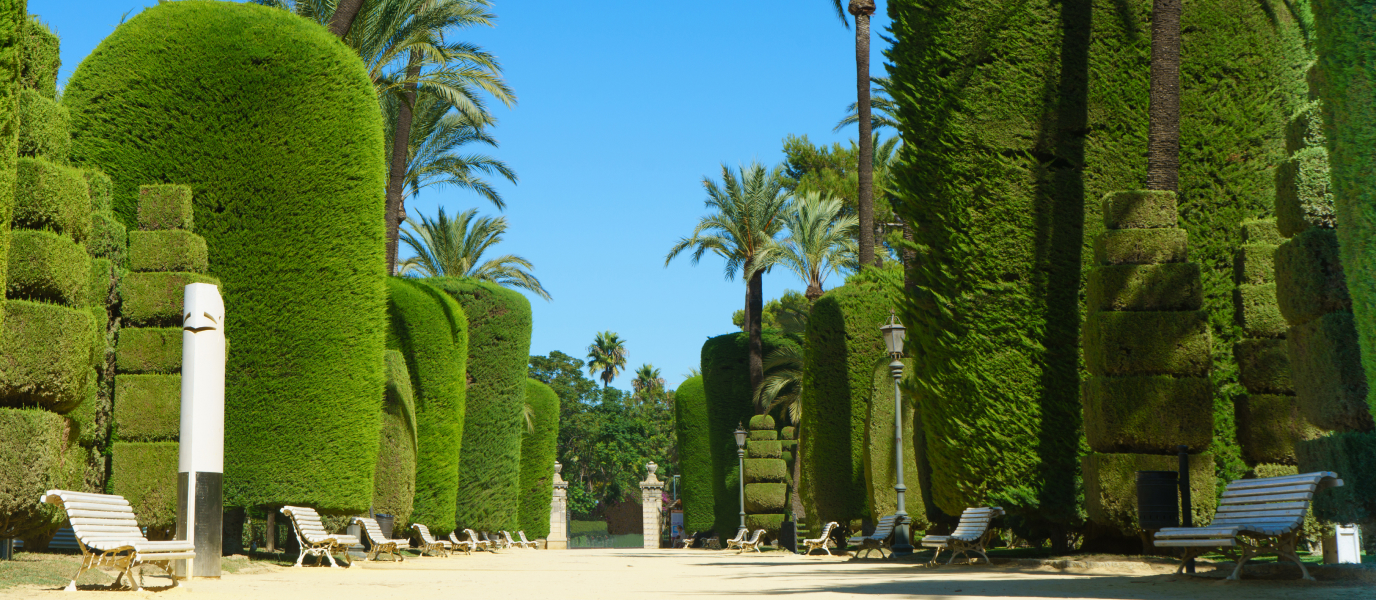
[734,422,748,531]
[881,310,913,555]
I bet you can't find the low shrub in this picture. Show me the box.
[5,229,89,306]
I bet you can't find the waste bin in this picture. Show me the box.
[376,514,395,539]
[1136,470,1179,530]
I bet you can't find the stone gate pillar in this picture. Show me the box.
[640,461,664,549]
[547,462,568,550]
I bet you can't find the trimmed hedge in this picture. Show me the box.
[19,17,58,98]
[1082,452,1216,537]
[111,442,179,535]
[5,229,90,305]
[14,157,90,242]
[426,277,530,531]
[1234,244,1277,286]
[1086,264,1202,312]
[372,350,417,535]
[1275,146,1335,237]
[1285,100,1325,156]
[743,483,787,513]
[748,429,777,441]
[745,440,781,459]
[1287,311,1374,431]
[1093,229,1189,265]
[1296,431,1376,523]
[87,258,114,308]
[87,211,127,266]
[385,277,467,534]
[743,459,787,483]
[122,271,221,327]
[136,185,193,231]
[1236,394,1315,466]
[518,378,559,539]
[0,1,21,335]
[864,357,929,530]
[67,369,100,448]
[1083,311,1212,377]
[0,300,95,413]
[1274,228,1351,327]
[672,376,713,532]
[1235,339,1294,395]
[85,170,112,213]
[702,330,798,535]
[128,230,208,273]
[1102,190,1177,230]
[744,514,784,536]
[65,0,389,513]
[1240,218,1284,246]
[1234,284,1288,339]
[0,407,83,538]
[17,88,68,159]
[115,327,181,374]
[1083,376,1214,454]
[800,281,894,525]
[113,374,180,442]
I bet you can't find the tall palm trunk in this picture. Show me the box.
[386,50,422,274]
[747,269,764,406]
[850,0,877,267]
[328,0,367,38]
[1146,0,1181,191]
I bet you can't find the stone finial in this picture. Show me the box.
[646,461,657,476]
[553,461,566,486]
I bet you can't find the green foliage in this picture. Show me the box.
[672,375,713,532]
[1234,244,1277,286]
[1083,452,1216,536]
[121,271,220,328]
[1236,394,1316,465]
[399,208,550,300]
[1086,264,1202,312]
[744,513,785,535]
[1101,191,1178,230]
[83,170,111,213]
[372,350,417,533]
[14,157,90,243]
[426,277,529,530]
[745,440,781,459]
[1083,311,1212,376]
[1275,228,1351,327]
[115,327,180,374]
[568,520,607,537]
[864,358,930,530]
[134,184,193,231]
[0,300,94,413]
[67,369,100,448]
[5,229,89,305]
[1083,376,1214,453]
[780,133,897,226]
[65,1,389,512]
[17,88,67,160]
[743,459,786,483]
[1093,229,1190,265]
[87,212,126,266]
[518,379,559,538]
[18,17,57,98]
[0,0,22,335]
[1234,284,1289,339]
[1288,311,1373,431]
[1296,431,1376,523]
[128,230,208,273]
[732,290,811,335]
[1235,339,1294,394]
[86,258,113,308]
[111,442,178,534]
[113,374,180,442]
[1241,218,1285,245]
[1286,100,1326,156]
[385,277,467,533]
[743,483,787,513]
[1275,146,1335,237]
[0,408,82,538]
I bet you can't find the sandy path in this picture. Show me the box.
[5,548,1367,599]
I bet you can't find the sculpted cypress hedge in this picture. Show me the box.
[864,358,931,532]
[427,277,531,531]
[672,375,713,533]
[372,351,417,536]
[65,1,388,512]
[386,277,467,533]
[518,379,558,538]
[0,1,19,335]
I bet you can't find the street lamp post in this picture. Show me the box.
[734,423,748,533]
[880,310,913,556]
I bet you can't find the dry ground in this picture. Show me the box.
[3,547,1371,599]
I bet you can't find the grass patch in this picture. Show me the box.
[0,552,113,590]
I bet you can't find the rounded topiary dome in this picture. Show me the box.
[65,1,388,512]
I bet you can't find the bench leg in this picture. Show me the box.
[1275,533,1314,581]
[1226,546,1257,581]
[927,547,943,566]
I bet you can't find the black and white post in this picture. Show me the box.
[176,283,225,579]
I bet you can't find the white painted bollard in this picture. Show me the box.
[176,283,226,579]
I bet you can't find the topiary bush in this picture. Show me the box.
[111,441,179,536]
[14,158,89,242]
[372,350,417,535]
[121,271,220,327]
[1235,395,1317,465]
[0,300,95,412]
[135,185,193,232]
[672,375,714,533]
[386,277,467,534]
[17,88,67,159]
[0,1,21,335]
[113,374,180,442]
[1083,376,1214,454]
[1287,311,1373,431]
[65,0,389,513]
[518,379,559,539]
[115,327,181,374]
[0,407,84,539]
[5,229,89,305]
[18,16,57,99]
[864,357,930,532]
[1082,452,1216,537]
[128,230,208,273]
[425,277,531,531]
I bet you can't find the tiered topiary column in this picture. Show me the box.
[0,16,100,547]
[111,184,218,539]
[1082,191,1216,540]
[744,414,786,541]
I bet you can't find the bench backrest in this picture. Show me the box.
[281,506,334,545]
[519,531,533,544]
[41,490,147,548]
[353,517,393,543]
[815,521,838,540]
[744,529,764,544]
[465,528,484,543]
[1209,471,1341,533]
[413,523,439,544]
[951,507,1003,541]
[727,527,747,542]
[869,515,899,538]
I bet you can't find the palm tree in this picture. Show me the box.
[631,364,666,403]
[752,344,806,515]
[329,0,368,37]
[382,85,517,209]
[829,0,877,267]
[398,207,551,300]
[665,163,790,399]
[586,331,628,388]
[835,77,899,133]
[1147,0,1181,191]
[773,192,858,300]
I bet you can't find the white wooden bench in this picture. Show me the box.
[921,507,1003,566]
[509,531,537,549]
[679,531,698,549]
[848,515,903,558]
[465,528,493,551]
[737,529,766,553]
[483,531,508,550]
[352,516,409,562]
[802,521,840,556]
[1154,471,1342,580]
[411,523,451,557]
[448,531,478,555]
[280,506,359,568]
[723,527,748,550]
[40,490,197,591]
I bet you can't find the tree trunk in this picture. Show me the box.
[805,281,824,301]
[746,269,764,406]
[385,51,422,274]
[902,222,916,296]
[851,0,877,267]
[265,509,276,552]
[327,0,367,39]
[1146,0,1181,192]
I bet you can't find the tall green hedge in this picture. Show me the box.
[672,375,713,533]
[65,1,388,512]
[1312,2,1376,418]
[372,350,417,536]
[426,277,531,531]
[863,358,930,533]
[0,0,21,336]
[701,330,797,535]
[518,378,559,538]
[18,16,56,99]
[386,277,467,534]
[111,441,178,536]
[1296,430,1376,523]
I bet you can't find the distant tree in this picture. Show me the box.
[586,331,629,388]
[398,207,551,300]
[781,134,900,233]
[631,364,666,403]
[732,290,812,335]
[778,192,858,300]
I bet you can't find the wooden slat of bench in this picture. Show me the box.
[46,490,132,506]
[1217,501,1308,513]
[1214,508,1306,520]
[1221,483,1316,498]
[1154,538,1238,547]
[1219,491,1312,505]
[62,502,134,513]
[1225,472,1336,490]
[1156,527,1241,538]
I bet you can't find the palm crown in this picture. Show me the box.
[766,192,857,300]
[664,162,791,280]
[586,331,628,388]
[399,207,551,300]
[631,364,666,402]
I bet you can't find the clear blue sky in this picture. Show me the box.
[33,0,892,392]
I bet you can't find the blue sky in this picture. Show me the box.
[34,0,892,391]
